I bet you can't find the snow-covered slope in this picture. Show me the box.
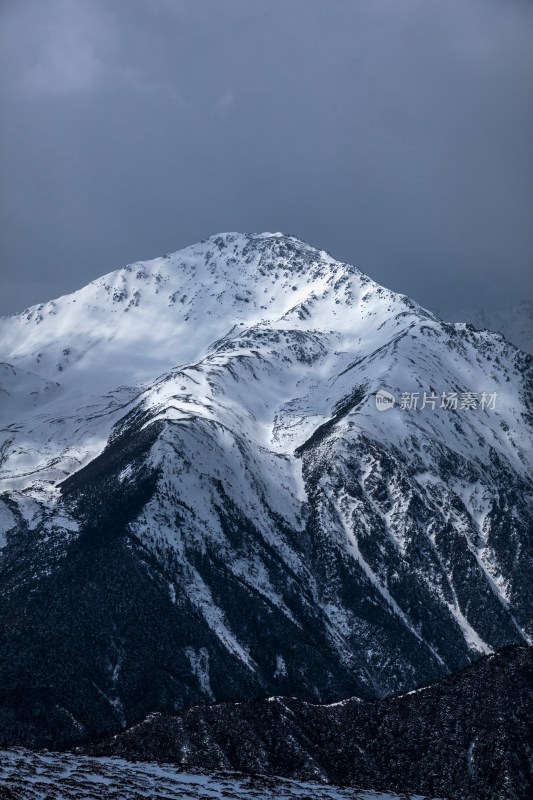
[0,232,381,393]
[438,300,533,355]
[0,233,532,749]
[0,750,433,800]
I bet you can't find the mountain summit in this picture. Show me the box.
[0,233,532,748]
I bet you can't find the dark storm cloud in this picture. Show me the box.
[1,0,532,314]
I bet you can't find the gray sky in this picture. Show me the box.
[1,0,532,316]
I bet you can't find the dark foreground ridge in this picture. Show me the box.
[87,646,533,800]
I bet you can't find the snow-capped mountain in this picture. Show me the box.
[0,233,532,751]
[438,301,533,355]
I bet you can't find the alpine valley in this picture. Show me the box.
[0,233,532,799]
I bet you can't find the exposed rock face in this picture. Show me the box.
[0,233,531,752]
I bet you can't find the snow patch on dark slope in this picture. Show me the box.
[0,749,436,800]
[0,233,532,754]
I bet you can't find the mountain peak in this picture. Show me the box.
[0,233,398,393]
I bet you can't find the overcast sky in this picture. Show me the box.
[1,0,532,316]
